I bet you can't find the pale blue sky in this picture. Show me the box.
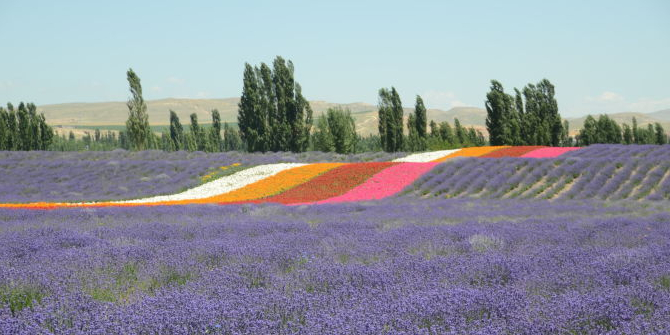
[1,0,668,117]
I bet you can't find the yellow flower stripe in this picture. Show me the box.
[432,146,509,162]
[172,163,345,205]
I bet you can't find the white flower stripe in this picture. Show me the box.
[392,149,462,162]
[109,163,306,204]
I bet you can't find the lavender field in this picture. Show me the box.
[2,146,670,334]
[0,150,405,203]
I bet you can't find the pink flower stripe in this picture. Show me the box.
[315,162,440,204]
[521,147,581,158]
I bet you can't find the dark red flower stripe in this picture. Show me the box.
[245,162,397,204]
[479,146,547,158]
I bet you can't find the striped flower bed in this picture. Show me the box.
[520,147,581,158]
[315,162,440,204]
[252,162,396,204]
[432,146,509,162]
[0,146,587,209]
[479,146,547,158]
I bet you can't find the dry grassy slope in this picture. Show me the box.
[37,99,488,136]
[648,109,670,121]
[38,98,669,136]
[566,112,670,134]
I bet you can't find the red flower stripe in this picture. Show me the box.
[479,146,547,158]
[248,162,397,204]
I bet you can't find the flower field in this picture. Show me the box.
[0,145,590,209]
[2,145,670,334]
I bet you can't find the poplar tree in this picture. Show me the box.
[125,68,150,150]
[454,118,466,145]
[655,123,667,144]
[622,124,633,144]
[209,109,222,152]
[0,107,7,150]
[223,122,242,151]
[377,87,404,152]
[189,113,206,151]
[238,63,266,152]
[485,80,507,145]
[169,110,184,150]
[414,95,427,150]
[407,112,420,151]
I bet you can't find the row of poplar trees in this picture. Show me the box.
[485,79,570,146]
[578,115,667,145]
[237,56,313,152]
[377,87,485,152]
[124,68,241,152]
[0,102,54,151]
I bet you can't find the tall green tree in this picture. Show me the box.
[414,95,427,148]
[271,57,313,152]
[169,110,184,150]
[0,107,8,150]
[208,109,222,152]
[377,87,404,152]
[238,63,266,152]
[189,113,207,151]
[237,57,312,153]
[632,117,639,144]
[223,122,242,151]
[125,68,150,150]
[485,80,507,145]
[655,123,667,144]
[622,124,633,144]
[454,118,466,145]
[312,107,357,154]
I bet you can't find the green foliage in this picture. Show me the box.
[169,110,185,150]
[0,102,54,151]
[577,115,667,146]
[223,122,243,151]
[0,285,47,316]
[189,113,208,151]
[237,57,312,152]
[125,68,151,151]
[312,107,357,154]
[414,95,427,142]
[378,87,404,152]
[207,109,222,152]
[487,79,563,146]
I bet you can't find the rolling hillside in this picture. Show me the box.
[38,98,669,136]
[38,99,488,136]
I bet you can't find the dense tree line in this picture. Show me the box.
[485,79,570,147]
[577,115,667,145]
[162,109,242,152]
[377,87,484,152]
[238,56,313,153]
[427,118,487,149]
[0,102,54,151]
[51,129,121,151]
[312,107,357,154]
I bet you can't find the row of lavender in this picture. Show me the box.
[410,145,670,201]
[0,150,405,203]
[1,199,669,334]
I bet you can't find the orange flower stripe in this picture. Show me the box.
[165,163,345,205]
[479,146,547,158]
[432,146,509,162]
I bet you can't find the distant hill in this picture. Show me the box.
[566,112,670,135]
[37,98,669,137]
[38,98,488,136]
[648,109,670,121]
